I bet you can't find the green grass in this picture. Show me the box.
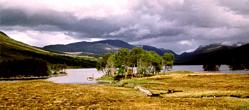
[96,76,114,81]
[0,32,49,54]
[1,72,249,109]
[164,70,194,74]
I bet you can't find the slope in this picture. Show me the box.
[0,31,96,67]
[176,43,249,65]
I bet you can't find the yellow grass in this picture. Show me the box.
[0,72,249,109]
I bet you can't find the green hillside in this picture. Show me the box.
[0,31,97,68]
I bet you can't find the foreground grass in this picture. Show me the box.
[1,72,249,109]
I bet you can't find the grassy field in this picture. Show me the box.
[0,72,249,109]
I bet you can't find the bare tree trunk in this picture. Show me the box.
[125,66,128,79]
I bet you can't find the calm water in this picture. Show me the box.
[47,68,104,84]
[48,65,249,84]
[172,65,249,73]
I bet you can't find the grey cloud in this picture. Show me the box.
[218,0,249,16]
[0,0,249,53]
[0,8,70,27]
[0,7,119,37]
[129,0,248,50]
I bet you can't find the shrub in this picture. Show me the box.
[229,64,245,70]
[203,64,220,71]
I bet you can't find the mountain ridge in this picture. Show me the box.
[43,39,176,56]
[43,39,249,65]
[2,30,248,65]
[176,43,249,65]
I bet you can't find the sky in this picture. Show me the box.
[0,0,249,53]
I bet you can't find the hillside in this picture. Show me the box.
[0,31,96,67]
[43,40,134,55]
[43,40,176,56]
[176,43,249,65]
[139,45,177,56]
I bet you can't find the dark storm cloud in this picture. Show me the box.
[0,0,249,53]
[0,7,119,37]
[105,0,249,44]
[128,0,249,52]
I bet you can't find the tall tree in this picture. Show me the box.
[106,54,116,76]
[147,51,163,74]
[130,48,145,74]
[163,53,174,72]
[114,48,130,68]
[96,53,113,75]
[114,48,130,77]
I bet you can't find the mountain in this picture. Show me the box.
[95,40,135,49]
[43,40,135,55]
[0,31,96,67]
[43,40,176,55]
[176,43,249,65]
[138,45,177,56]
[191,43,236,54]
[2,30,248,66]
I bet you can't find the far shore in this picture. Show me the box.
[1,70,248,82]
[0,73,67,81]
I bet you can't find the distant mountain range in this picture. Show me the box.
[1,31,248,65]
[176,43,249,65]
[43,40,176,56]
[43,39,249,65]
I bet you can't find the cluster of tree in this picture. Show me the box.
[228,63,249,70]
[202,64,221,71]
[50,64,67,74]
[202,63,249,71]
[0,58,73,77]
[96,48,174,78]
[0,59,51,77]
[203,62,249,71]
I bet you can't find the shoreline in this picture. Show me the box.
[1,70,248,82]
[0,73,67,81]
